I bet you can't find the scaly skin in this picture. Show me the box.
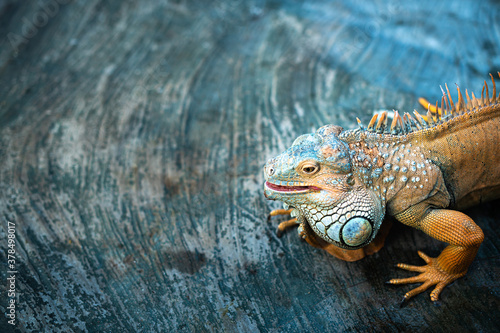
[264,73,500,302]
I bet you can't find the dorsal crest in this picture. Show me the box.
[356,72,500,136]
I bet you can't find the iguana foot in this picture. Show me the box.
[268,208,300,237]
[276,217,299,237]
[387,251,465,302]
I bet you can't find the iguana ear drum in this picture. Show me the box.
[340,217,373,247]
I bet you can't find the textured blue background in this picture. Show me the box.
[0,0,499,331]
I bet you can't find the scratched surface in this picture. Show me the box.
[0,0,499,332]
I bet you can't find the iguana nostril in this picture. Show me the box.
[267,166,275,176]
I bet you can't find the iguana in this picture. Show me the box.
[264,73,500,303]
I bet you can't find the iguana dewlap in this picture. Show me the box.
[264,74,500,302]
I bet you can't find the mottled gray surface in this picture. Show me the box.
[0,0,499,332]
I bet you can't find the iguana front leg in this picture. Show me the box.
[388,202,484,302]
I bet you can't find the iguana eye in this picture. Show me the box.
[303,166,315,173]
[300,162,319,175]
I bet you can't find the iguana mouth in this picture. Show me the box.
[265,181,321,193]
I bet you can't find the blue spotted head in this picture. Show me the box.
[264,125,384,249]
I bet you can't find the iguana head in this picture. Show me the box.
[264,125,384,249]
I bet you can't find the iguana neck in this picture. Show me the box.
[343,132,442,214]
